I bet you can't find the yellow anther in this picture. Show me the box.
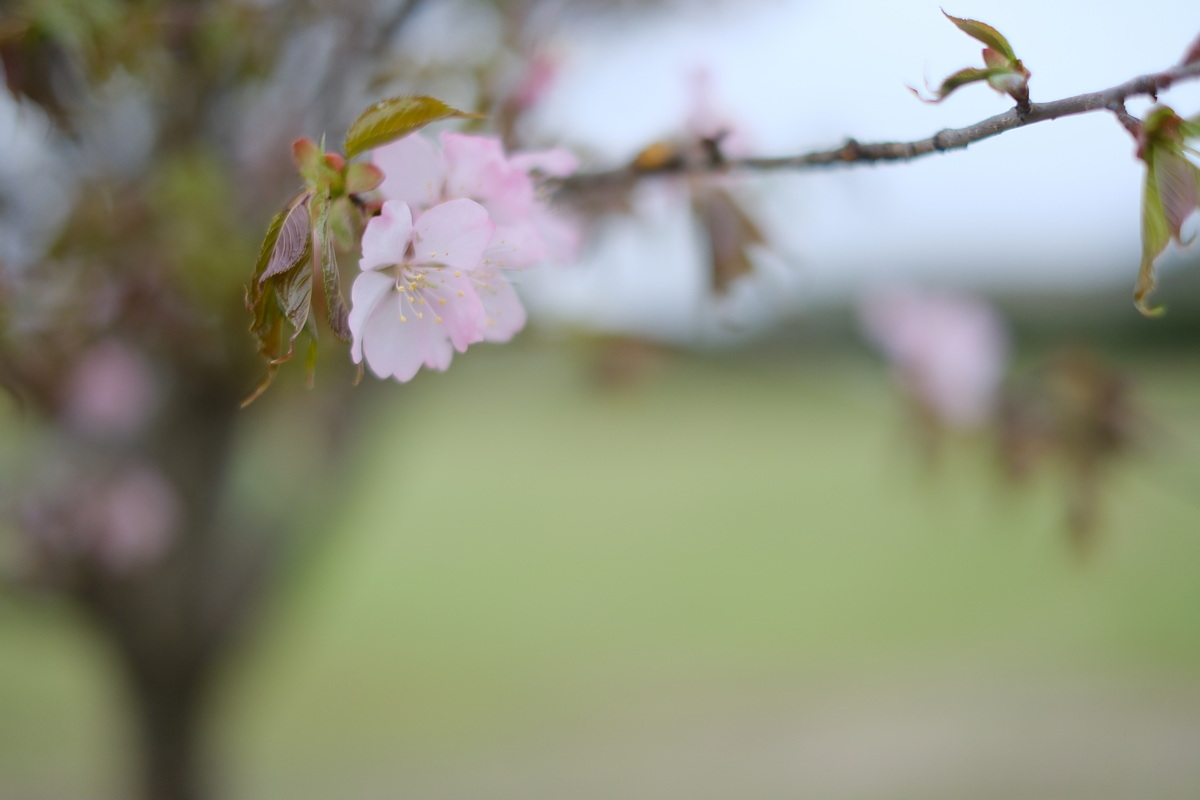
[400,315,407,322]
[438,298,446,305]
[454,271,461,277]
[435,316,443,324]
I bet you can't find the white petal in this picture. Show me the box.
[360,201,413,271]
[411,199,494,273]
[348,271,394,363]
[474,272,526,343]
[374,134,445,210]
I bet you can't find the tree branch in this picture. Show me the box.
[555,59,1200,196]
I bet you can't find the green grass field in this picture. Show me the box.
[4,343,1200,799]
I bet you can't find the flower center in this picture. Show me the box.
[389,262,455,324]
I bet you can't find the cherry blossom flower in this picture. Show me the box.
[348,198,507,381]
[859,287,1009,429]
[373,131,581,268]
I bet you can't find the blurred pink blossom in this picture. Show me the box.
[685,68,751,157]
[349,198,513,382]
[62,340,158,438]
[509,53,559,116]
[20,459,179,576]
[859,287,1009,428]
[89,464,179,573]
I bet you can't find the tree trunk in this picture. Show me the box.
[127,661,211,800]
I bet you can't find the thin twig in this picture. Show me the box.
[555,59,1200,195]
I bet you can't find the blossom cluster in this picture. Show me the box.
[348,133,578,382]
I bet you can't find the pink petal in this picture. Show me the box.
[477,169,536,226]
[473,271,526,342]
[420,322,456,371]
[404,274,486,351]
[442,132,511,200]
[360,292,409,379]
[360,201,413,271]
[348,271,394,363]
[484,222,547,270]
[530,205,583,264]
[411,198,494,272]
[394,312,451,379]
[442,133,540,226]
[361,291,447,382]
[374,134,445,210]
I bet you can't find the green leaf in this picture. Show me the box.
[942,11,1017,61]
[1154,148,1200,241]
[1181,115,1200,141]
[344,95,479,159]
[1130,105,1200,317]
[1136,156,1171,316]
[912,66,993,103]
[981,48,1007,69]
[242,303,283,407]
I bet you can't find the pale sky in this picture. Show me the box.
[519,0,1200,336]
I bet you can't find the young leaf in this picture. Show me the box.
[245,194,317,404]
[1136,164,1171,316]
[1155,148,1200,238]
[274,259,314,354]
[912,66,993,103]
[344,96,479,159]
[252,207,287,282]
[344,162,383,195]
[1134,105,1200,316]
[242,300,283,406]
[259,193,312,283]
[328,196,357,251]
[916,12,1030,107]
[942,11,1017,61]
[292,138,322,177]
[309,193,351,341]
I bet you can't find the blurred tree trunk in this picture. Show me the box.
[126,655,211,800]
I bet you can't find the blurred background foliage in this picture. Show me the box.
[1,0,1199,798]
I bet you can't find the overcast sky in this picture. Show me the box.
[519,0,1200,335]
